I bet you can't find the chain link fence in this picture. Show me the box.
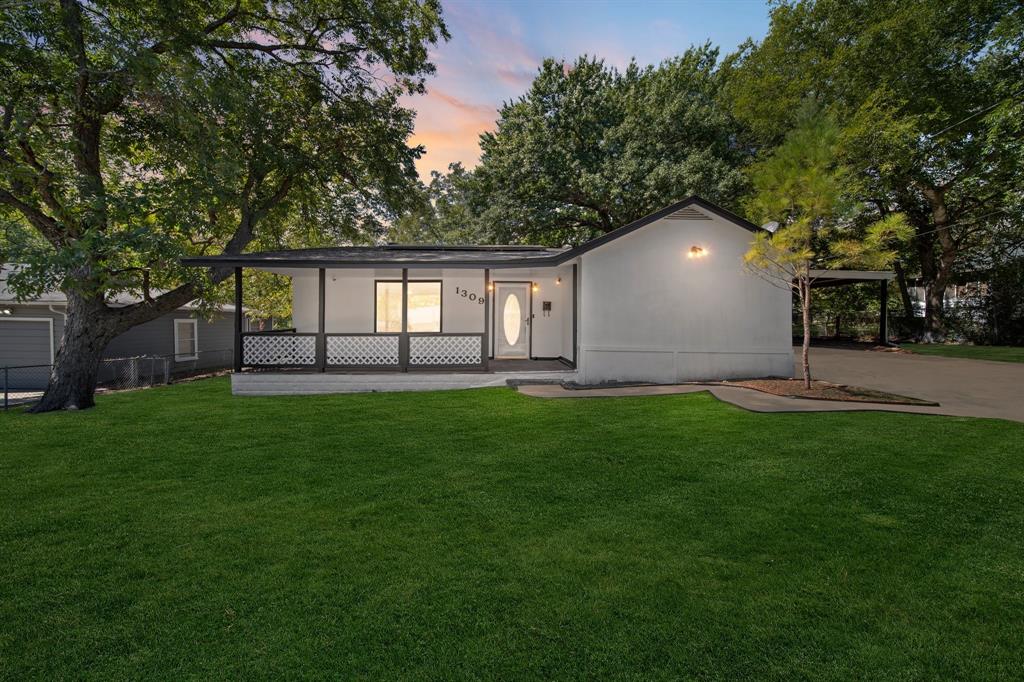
[3,348,233,409]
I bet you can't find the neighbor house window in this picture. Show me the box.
[375,281,441,333]
[174,319,198,360]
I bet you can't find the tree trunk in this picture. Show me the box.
[800,279,812,390]
[916,183,958,342]
[29,291,119,412]
[893,260,915,318]
[922,282,947,343]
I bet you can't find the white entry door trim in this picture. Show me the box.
[493,282,531,359]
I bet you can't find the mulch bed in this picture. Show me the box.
[722,379,938,406]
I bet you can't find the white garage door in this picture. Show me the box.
[1,319,53,389]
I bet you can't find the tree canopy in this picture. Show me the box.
[744,108,910,386]
[470,47,749,246]
[0,0,447,410]
[388,162,486,245]
[725,0,1024,336]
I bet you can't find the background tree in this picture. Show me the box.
[388,163,487,244]
[744,109,909,387]
[472,47,749,246]
[810,284,885,340]
[725,0,1023,340]
[0,0,447,411]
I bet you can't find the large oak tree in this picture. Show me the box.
[725,0,1023,338]
[0,0,447,410]
[472,47,749,246]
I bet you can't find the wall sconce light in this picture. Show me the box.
[556,276,562,285]
[688,246,707,259]
[532,283,539,293]
[487,283,494,292]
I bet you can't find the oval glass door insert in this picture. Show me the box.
[503,293,521,346]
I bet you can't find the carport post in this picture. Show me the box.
[879,279,889,345]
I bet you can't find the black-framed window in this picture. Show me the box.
[375,280,442,333]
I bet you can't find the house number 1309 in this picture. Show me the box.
[454,286,485,304]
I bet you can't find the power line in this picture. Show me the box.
[925,87,1024,140]
[903,209,1011,240]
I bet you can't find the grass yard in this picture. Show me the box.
[902,343,1024,363]
[2,379,1023,679]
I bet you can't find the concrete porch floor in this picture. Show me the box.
[232,361,576,395]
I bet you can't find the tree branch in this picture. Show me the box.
[16,140,69,223]
[200,39,363,57]
[0,187,65,246]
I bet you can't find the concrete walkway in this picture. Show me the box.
[517,347,1024,423]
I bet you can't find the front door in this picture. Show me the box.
[494,283,530,358]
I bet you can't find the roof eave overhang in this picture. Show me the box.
[180,256,574,269]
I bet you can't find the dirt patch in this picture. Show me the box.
[722,379,938,405]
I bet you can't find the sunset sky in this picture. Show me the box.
[403,0,771,178]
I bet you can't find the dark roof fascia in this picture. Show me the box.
[179,255,565,269]
[550,196,762,265]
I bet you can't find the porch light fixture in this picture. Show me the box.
[556,276,562,285]
[487,283,494,292]
[532,283,539,293]
[688,246,707,259]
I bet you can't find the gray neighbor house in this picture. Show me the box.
[1,264,245,388]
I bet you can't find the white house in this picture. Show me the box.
[183,197,803,395]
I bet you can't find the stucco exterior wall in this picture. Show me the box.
[577,209,792,383]
[290,265,574,359]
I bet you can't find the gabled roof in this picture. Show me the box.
[554,196,761,262]
[181,195,761,270]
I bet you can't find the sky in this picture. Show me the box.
[403,0,771,178]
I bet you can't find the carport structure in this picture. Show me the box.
[807,270,895,343]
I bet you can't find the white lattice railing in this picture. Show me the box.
[242,333,317,366]
[326,335,400,367]
[409,334,483,367]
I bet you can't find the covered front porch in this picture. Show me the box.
[198,245,579,390]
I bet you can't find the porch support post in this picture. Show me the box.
[879,278,889,345]
[317,268,326,372]
[482,269,490,370]
[572,262,579,367]
[233,267,243,372]
[400,268,409,371]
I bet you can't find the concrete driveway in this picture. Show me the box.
[805,346,1024,422]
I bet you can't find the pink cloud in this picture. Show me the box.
[495,66,536,87]
[428,89,497,117]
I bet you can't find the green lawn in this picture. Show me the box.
[902,343,1024,363]
[2,379,1023,679]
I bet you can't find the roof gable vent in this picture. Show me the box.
[665,206,712,221]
